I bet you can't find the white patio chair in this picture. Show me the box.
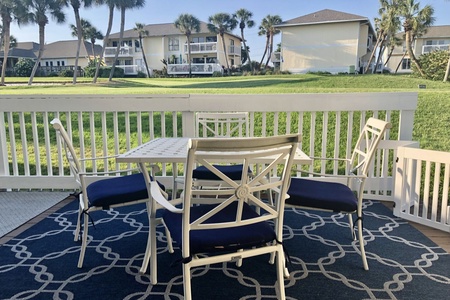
[286,117,392,271]
[51,118,168,269]
[144,134,300,299]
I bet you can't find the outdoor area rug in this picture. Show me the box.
[0,199,449,300]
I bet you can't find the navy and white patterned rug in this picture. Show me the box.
[0,199,449,300]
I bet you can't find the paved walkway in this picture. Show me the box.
[0,191,71,238]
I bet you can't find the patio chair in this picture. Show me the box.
[193,112,250,185]
[286,117,392,271]
[145,134,300,299]
[51,118,167,269]
[175,112,250,192]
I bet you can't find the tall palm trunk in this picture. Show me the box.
[1,16,11,86]
[28,24,45,86]
[72,8,82,84]
[364,32,384,74]
[241,27,252,72]
[108,7,125,81]
[259,34,269,69]
[139,35,150,77]
[264,33,274,67]
[394,51,407,74]
[220,33,230,71]
[93,5,113,83]
[186,34,192,78]
[405,29,425,77]
[444,52,450,82]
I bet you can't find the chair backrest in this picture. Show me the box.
[51,118,82,187]
[181,134,301,257]
[349,117,392,177]
[195,112,249,138]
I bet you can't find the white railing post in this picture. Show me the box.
[0,112,9,178]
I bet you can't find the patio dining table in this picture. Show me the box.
[116,137,312,190]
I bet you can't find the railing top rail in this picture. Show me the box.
[0,92,417,112]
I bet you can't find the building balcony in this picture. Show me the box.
[167,63,222,75]
[184,42,217,54]
[104,46,135,57]
[422,44,450,54]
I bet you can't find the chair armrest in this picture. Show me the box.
[294,168,367,180]
[79,168,139,176]
[79,155,118,162]
[150,181,183,213]
[310,156,350,163]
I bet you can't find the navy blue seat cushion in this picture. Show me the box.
[86,173,165,209]
[163,202,276,254]
[193,164,251,180]
[286,178,358,212]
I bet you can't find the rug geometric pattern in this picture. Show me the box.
[0,199,449,300]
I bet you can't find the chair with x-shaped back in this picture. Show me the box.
[144,134,300,299]
[51,118,167,269]
[286,117,391,271]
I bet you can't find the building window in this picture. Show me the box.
[402,58,411,70]
[169,38,179,51]
[61,61,65,66]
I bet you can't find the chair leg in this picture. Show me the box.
[183,262,192,300]
[348,213,356,240]
[357,217,369,271]
[77,213,89,268]
[276,246,286,299]
[74,208,82,242]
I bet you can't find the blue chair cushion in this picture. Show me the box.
[163,202,276,254]
[193,164,251,180]
[286,178,358,212]
[86,173,165,209]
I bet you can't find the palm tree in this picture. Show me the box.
[69,18,92,39]
[85,25,103,61]
[398,0,435,77]
[207,13,237,72]
[365,0,401,74]
[24,0,66,85]
[174,13,200,78]
[92,0,116,83]
[0,0,27,85]
[257,25,269,69]
[261,15,282,69]
[108,0,145,81]
[233,8,255,72]
[61,0,93,84]
[133,22,151,77]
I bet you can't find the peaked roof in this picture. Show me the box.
[276,9,369,27]
[41,40,102,59]
[109,21,242,40]
[418,25,450,38]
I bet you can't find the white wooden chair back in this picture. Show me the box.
[195,112,249,138]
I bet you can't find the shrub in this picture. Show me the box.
[212,71,223,77]
[13,58,34,77]
[136,71,147,78]
[413,50,449,81]
[59,69,74,77]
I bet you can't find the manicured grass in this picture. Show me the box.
[2,74,450,152]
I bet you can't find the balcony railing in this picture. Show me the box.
[104,46,135,57]
[184,42,217,53]
[115,64,143,75]
[422,44,450,54]
[228,45,241,55]
[167,63,222,75]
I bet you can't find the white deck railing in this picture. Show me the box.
[0,93,417,200]
[394,146,450,232]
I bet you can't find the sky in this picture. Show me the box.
[9,0,450,61]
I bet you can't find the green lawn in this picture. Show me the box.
[1,74,449,151]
